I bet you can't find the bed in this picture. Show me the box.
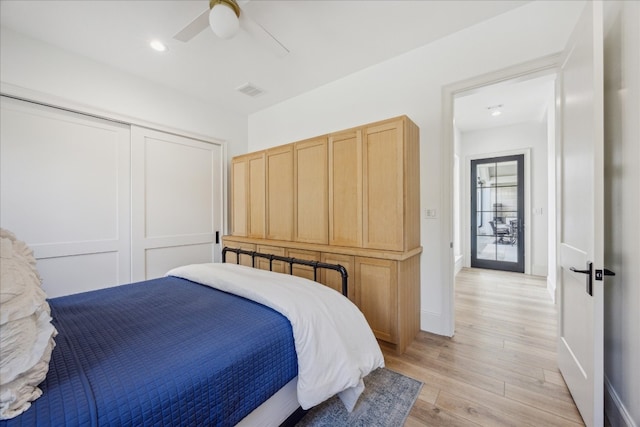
[0,246,384,427]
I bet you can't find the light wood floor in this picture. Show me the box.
[382,267,585,426]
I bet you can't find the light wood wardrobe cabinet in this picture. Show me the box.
[225,115,421,354]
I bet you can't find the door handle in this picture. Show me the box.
[570,262,593,296]
[569,267,590,274]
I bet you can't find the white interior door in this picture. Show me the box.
[131,126,224,281]
[557,2,605,426]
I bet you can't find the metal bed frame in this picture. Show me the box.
[221,247,348,297]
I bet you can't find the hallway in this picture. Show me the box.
[383,268,583,426]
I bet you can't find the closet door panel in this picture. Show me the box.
[145,244,213,279]
[36,253,119,298]
[132,126,223,281]
[144,136,213,237]
[0,96,131,297]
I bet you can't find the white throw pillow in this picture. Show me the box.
[0,228,57,420]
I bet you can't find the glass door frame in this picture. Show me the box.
[470,154,525,273]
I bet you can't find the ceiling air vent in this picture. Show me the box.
[236,82,265,97]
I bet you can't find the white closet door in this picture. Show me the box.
[0,96,131,297]
[131,126,223,281]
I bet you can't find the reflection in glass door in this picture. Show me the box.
[471,155,524,272]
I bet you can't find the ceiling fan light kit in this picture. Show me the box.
[209,0,241,39]
[173,0,288,57]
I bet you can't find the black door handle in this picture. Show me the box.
[570,262,593,296]
[570,267,590,274]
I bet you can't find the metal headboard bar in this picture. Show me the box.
[221,247,348,297]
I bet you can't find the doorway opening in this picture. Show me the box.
[471,154,524,272]
[441,54,560,336]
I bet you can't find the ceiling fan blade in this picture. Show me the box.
[239,12,289,58]
[173,8,210,42]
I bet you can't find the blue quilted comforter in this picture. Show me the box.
[1,277,298,427]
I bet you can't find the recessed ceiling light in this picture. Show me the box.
[150,40,167,52]
[487,104,503,117]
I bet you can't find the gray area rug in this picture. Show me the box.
[296,368,422,426]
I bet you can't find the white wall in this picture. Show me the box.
[248,1,583,334]
[603,1,640,426]
[0,27,248,162]
[460,121,549,277]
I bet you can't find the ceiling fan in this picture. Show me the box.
[173,0,289,57]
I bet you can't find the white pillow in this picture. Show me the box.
[0,228,57,420]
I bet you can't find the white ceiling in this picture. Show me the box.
[0,0,532,116]
[454,73,556,132]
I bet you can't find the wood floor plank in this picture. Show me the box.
[380,267,584,426]
[543,368,568,387]
[504,382,584,424]
[407,397,482,427]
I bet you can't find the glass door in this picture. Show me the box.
[470,154,524,272]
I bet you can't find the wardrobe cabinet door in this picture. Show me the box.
[294,138,328,244]
[247,153,266,238]
[328,130,362,247]
[231,157,249,237]
[286,248,321,280]
[266,145,294,241]
[320,253,355,302]
[222,242,256,267]
[256,245,286,273]
[355,257,397,344]
[363,120,404,251]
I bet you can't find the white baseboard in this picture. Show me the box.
[546,277,556,303]
[604,375,637,427]
[531,264,548,277]
[420,309,452,337]
[454,255,463,276]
